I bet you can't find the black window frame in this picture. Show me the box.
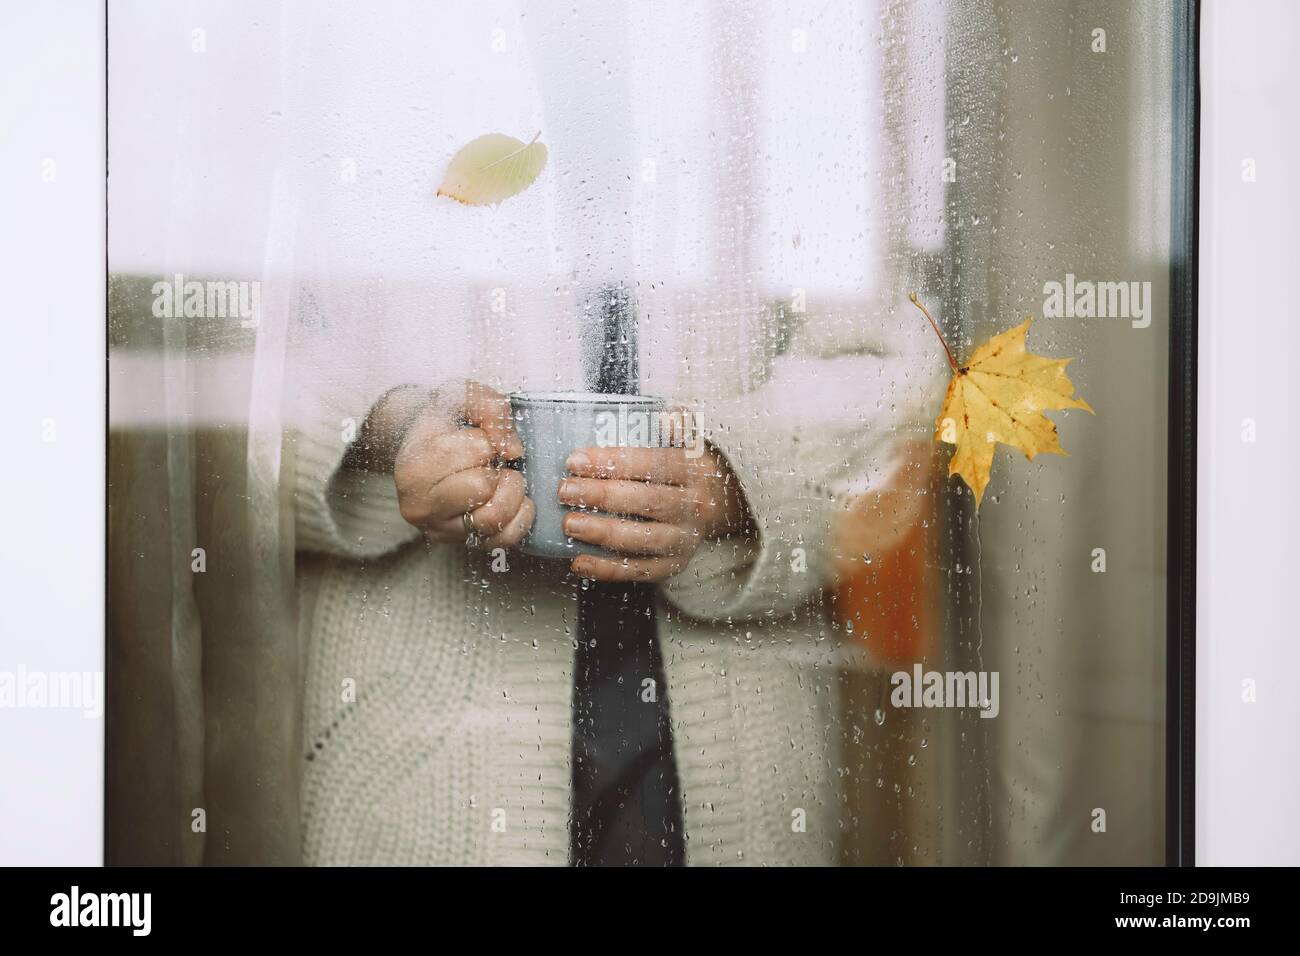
[1167,0,1200,868]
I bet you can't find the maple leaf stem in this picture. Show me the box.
[909,292,960,372]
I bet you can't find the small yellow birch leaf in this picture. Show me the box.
[912,293,1094,507]
[436,132,548,206]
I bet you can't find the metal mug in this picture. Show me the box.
[509,391,666,560]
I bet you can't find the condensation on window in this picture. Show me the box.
[106,0,1174,866]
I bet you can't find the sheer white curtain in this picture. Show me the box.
[108,0,938,863]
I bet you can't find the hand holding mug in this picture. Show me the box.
[352,381,535,549]
[558,443,752,582]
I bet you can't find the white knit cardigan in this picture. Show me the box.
[290,342,922,866]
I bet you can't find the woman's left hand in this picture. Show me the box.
[558,445,752,582]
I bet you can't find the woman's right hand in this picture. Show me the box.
[352,381,534,549]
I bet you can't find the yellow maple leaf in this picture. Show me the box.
[436,132,548,206]
[911,293,1094,507]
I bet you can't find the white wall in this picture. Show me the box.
[0,0,105,864]
[1197,0,1300,865]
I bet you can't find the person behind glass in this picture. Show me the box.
[293,325,921,865]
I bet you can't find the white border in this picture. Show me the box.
[0,0,106,865]
[1197,0,1300,865]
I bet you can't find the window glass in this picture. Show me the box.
[108,0,1174,865]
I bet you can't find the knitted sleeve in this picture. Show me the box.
[290,380,422,560]
[661,341,935,623]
